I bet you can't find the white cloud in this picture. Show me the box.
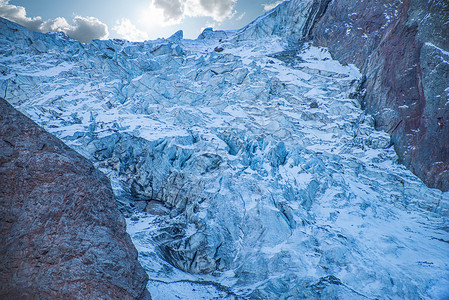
[185,0,237,22]
[0,0,42,31]
[40,17,71,33]
[113,18,148,42]
[262,0,284,11]
[236,12,246,21]
[0,0,109,43]
[154,0,184,22]
[40,16,109,43]
[139,0,237,29]
[139,0,184,30]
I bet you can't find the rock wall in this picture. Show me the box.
[0,98,150,299]
[308,0,449,191]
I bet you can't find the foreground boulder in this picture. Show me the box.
[0,98,149,299]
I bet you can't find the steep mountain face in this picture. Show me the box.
[1,0,449,298]
[0,98,149,299]
[307,0,449,191]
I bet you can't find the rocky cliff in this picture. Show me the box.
[0,98,149,299]
[307,0,449,191]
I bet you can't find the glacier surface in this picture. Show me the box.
[1,1,449,298]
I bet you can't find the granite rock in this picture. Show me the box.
[0,98,149,299]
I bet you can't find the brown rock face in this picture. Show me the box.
[0,98,149,299]
[308,0,449,191]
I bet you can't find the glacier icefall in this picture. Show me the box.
[1,7,448,299]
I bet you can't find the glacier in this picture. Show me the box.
[1,0,449,298]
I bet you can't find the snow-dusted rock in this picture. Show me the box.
[309,0,449,191]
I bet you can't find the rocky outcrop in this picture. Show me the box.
[0,98,149,299]
[307,0,449,191]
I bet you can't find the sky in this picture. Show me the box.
[0,0,285,43]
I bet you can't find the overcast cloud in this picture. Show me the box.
[0,0,108,43]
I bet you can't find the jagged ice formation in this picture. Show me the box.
[1,0,449,298]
